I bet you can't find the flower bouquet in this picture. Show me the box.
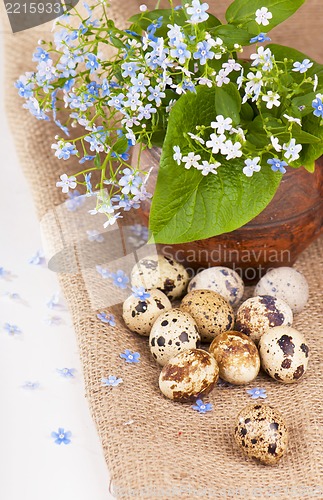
[16,0,323,244]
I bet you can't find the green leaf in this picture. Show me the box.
[241,102,254,122]
[128,9,221,36]
[268,44,323,80]
[109,36,126,49]
[94,154,101,168]
[296,114,323,171]
[214,83,241,124]
[226,0,305,33]
[112,136,128,155]
[128,8,184,28]
[149,86,282,244]
[290,92,318,118]
[290,128,321,145]
[210,24,252,48]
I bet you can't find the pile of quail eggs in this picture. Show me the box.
[123,255,310,466]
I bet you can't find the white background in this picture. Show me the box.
[0,31,114,500]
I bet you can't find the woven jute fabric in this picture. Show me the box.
[2,0,323,498]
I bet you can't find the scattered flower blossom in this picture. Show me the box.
[46,292,63,310]
[21,381,40,390]
[120,349,141,363]
[101,375,123,387]
[111,270,129,289]
[97,312,116,326]
[3,323,21,336]
[192,399,213,413]
[44,315,63,326]
[96,265,111,279]
[51,428,72,445]
[28,250,45,266]
[247,387,267,399]
[57,368,76,378]
[0,267,11,279]
[3,291,21,301]
[131,286,150,300]
[87,229,104,242]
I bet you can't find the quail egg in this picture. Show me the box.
[149,309,200,366]
[258,326,310,383]
[159,348,219,401]
[188,266,244,307]
[235,295,293,344]
[254,267,309,314]
[180,289,234,342]
[234,403,288,465]
[123,289,172,336]
[209,331,260,385]
[131,254,189,300]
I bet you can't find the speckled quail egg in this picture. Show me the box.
[131,255,189,300]
[149,309,200,366]
[188,267,244,307]
[258,326,310,383]
[209,331,260,385]
[234,403,288,465]
[123,289,172,336]
[254,267,309,314]
[235,295,293,344]
[180,289,234,342]
[159,348,219,401]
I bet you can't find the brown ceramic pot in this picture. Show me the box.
[135,148,323,283]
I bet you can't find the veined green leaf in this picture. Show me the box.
[226,0,305,33]
[149,86,281,244]
[296,114,323,171]
[210,24,252,48]
[268,44,323,81]
[214,83,241,125]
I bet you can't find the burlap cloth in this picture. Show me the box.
[1,1,323,498]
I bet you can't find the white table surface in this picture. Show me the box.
[0,30,114,500]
